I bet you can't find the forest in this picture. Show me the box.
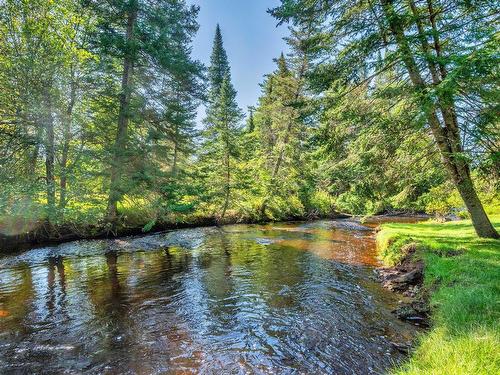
[0,1,499,374]
[0,0,498,242]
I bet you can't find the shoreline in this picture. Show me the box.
[375,217,500,374]
[375,244,430,328]
[0,211,434,254]
[2,212,356,253]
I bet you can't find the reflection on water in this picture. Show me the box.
[0,220,417,374]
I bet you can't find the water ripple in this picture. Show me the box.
[0,220,418,374]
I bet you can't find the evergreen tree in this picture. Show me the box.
[207,24,230,99]
[144,75,202,220]
[200,26,242,221]
[88,0,202,222]
[271,0,499,238]
[254,35,312,218]
[247,107,255,133]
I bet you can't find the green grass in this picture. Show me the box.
[377,216,500,375]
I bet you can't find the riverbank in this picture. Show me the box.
[0,212,353,253]
[376,217,500,374]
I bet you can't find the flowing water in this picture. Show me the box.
[0,219,419,374]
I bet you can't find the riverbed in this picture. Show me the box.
[0,219,418,374]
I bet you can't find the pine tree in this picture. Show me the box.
[276,52,289,76]
[106,0,138,222]
[207,24,230,99]
[88,0,202,223]
[271,0,499,238]
[200,26,242,221]
[255,40,311,218]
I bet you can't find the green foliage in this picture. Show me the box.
[418,182,466,218]
[0,0,498,238]
[207,24,230,99]
[197,26,243,220]
[0,0,204,232]
[313,66,447,216]
[418,175,500,218]
[308,190,336,216]
[266,195,305,221]
[271,0,499,237]
[142,219,156,233]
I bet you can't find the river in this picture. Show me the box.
[0,219,419,374]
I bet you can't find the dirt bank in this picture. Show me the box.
[376,242,430,327]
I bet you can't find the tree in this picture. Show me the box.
[255,34,312,218]
[207,24,230,99]
[315,76,446,214]
[271,0,499,238]
[200,26,242,221]
[88,0,202,222]
[246,106,255,133]
[142,74,202,221]
[0,0,93,224]
[107,0,138,221]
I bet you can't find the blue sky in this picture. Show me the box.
[188,0,289,123]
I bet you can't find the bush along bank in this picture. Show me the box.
[376,217,500,375]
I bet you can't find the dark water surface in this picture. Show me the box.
[0,220,417,374]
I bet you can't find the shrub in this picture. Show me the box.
[308,190,336,216]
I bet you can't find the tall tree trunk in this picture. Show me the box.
[172,124,178,177]
[59,71,77,214]
[381,0,498,238]
[107,4,137,222]
[220,143,230,220]
[43,88,56,223]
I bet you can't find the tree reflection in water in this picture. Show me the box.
[0,220,419,374]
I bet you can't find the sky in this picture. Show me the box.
[187,0,289,123]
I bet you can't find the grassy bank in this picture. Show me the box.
[377,217,500,374]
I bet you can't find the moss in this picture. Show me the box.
[376,232,423,266]
[377,216,500,375]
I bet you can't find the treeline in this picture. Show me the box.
[0,0,498,239]
[1,0,203,233]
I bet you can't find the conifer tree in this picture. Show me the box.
[207,24,230,99]
[247,107,255,133]
[88,0,202,222]
[200,26,242,221]
[271,0,499,238]
[255,40,311,218]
